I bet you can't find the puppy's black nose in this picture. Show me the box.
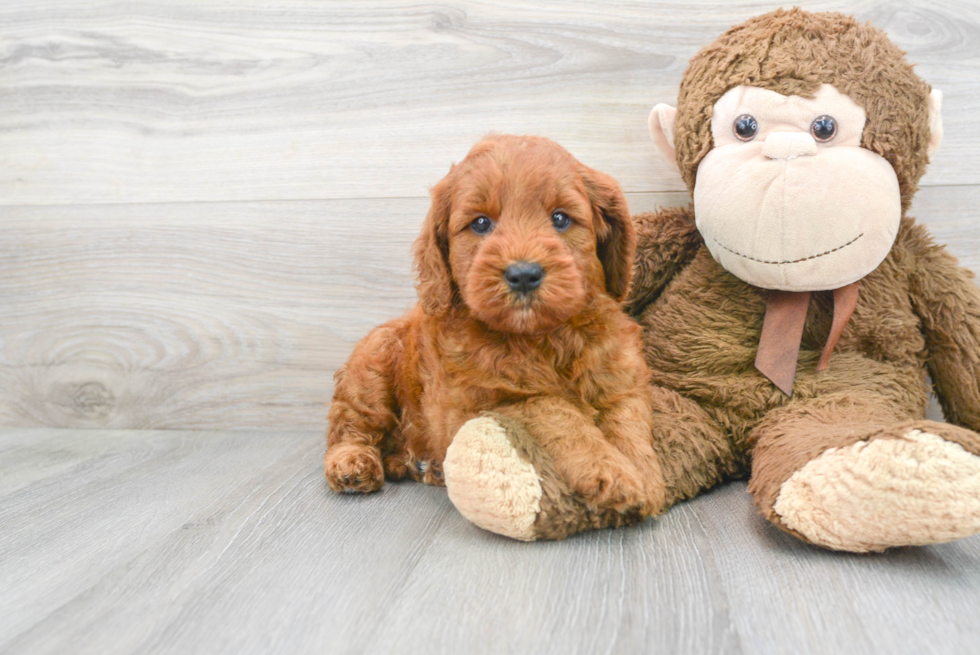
[504,261,544,294]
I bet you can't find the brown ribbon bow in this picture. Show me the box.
[754,282,860,396]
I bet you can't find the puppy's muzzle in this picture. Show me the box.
[504,261,544,295]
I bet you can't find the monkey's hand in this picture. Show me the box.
[908,220,980,431]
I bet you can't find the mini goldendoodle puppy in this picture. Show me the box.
[325,134,665,518]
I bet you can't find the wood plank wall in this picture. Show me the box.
[2,1,979,430]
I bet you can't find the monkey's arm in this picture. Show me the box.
[625,205,703,316]
[906,221,980,430]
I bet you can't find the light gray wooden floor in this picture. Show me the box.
[4,1,980,654]
[2,428,979,655]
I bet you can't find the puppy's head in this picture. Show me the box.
[413,135,634,334]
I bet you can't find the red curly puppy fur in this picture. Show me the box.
[325,135,664,515]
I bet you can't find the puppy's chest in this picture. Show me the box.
[440,335,612,406]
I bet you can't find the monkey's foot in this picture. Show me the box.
[444,414,645,541]
[444,416,543,541]
[773,424,980,552]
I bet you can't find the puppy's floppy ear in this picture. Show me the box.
[413,168,456,315]
[579,165,635,302]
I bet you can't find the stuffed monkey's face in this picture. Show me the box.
[692,84,902,291]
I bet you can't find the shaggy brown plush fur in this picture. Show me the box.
[674,8,933,213]
[325,135,665,518]
[627,10,980,548]
[448,9,980,549]
[628,204,980,508]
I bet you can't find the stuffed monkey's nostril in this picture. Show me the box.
[504,262,544,294]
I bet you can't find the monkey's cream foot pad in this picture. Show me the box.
[444,416,543,541]
[774,429,980,552]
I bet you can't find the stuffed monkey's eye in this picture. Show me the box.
[470,216,494,235]
[551,211,571,232]
[811,115,837,142]
[733,114,759,141]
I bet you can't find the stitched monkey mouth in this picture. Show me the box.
[712,233,864,265]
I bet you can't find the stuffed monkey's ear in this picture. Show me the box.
[580,165,636,302]
[413,170,455,316]
[649,103,680,172]
[927,89,944,161]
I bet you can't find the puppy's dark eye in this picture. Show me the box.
[551,211,571,232]
[470,216,494,235]
[733,114,758,141]
[811,115,837,142]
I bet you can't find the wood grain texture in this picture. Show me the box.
[0,192,689,430]
[1,0,979,205]
[2,428,978,655]
[3,0,980,430]
[0,196,425,430]
[0,187,971,430]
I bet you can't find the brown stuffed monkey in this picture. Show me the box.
[444,9,980,551]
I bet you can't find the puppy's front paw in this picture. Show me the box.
[573,460,648,514]
[324,444,384,494]
[642,474,668,516]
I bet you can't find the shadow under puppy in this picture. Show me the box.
[325,134,666,539]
